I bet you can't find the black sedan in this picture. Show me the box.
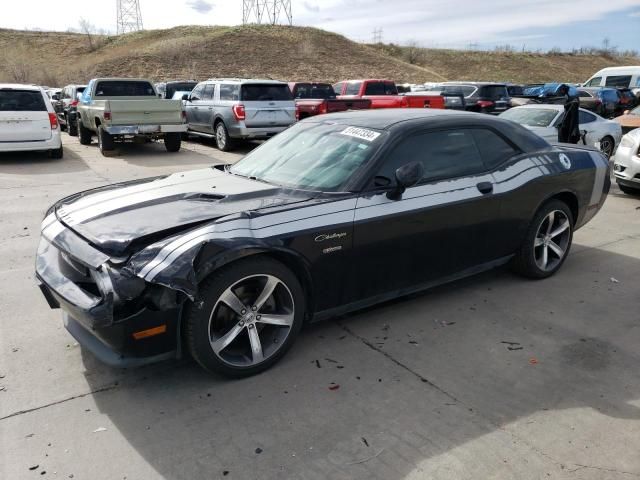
[35,110,610,377]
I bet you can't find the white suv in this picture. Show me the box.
[0,84,63,158]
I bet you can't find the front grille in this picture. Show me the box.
[57,250,101,299]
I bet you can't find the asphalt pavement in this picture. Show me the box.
[1,133,639,480]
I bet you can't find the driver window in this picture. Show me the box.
[376,129,485,186]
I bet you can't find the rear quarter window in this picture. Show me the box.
[0,90,47,111]
[604,75,632,88]
[471,129,519,170]
[219,84,240,101]
[240,84,293,101]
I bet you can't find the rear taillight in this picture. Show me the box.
[70,100,78,107]
[104,111,112,121]
[318,102,327,115]
[595,99,602,105]
[295,105,300,121]
[182,110,187,121]
[232,104,246,121]
[48,113,58,130]
[477,100,494,109]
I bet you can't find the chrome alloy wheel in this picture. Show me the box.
[599,137,614,159]
[534,210,571,271]
[216,123,227,149]
[207,274,295,367]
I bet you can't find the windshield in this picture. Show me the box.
[294,84,336,99]
[230,122,384,191]
[500,108,558,127]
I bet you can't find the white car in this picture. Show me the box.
[499,104,622,158]
[0,84,63,158]
[612,128,640,195]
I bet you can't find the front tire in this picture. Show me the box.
[185,257,305,377]
[164,132,182,152]
[512,200,574,279]
[215,121,234,152]
[599,135,614,159]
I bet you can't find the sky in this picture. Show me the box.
[2,0,639,51]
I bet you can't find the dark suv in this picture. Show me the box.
[155,80,198,99]
[55,84,86,136]
[577,87,620,118]
[438,82,510,114]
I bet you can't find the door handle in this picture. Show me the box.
[476,182,493,194]
[208,107,213,110]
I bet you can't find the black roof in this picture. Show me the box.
[306,108,549,151]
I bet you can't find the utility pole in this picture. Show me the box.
[116,0,143,34]
[243,0,292,25]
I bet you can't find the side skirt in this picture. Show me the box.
[311,255,513,323]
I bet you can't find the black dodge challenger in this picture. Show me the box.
[36,109,610,376]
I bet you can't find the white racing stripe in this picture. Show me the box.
[137,198,357,278]
[143,210,356,281]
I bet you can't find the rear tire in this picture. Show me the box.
[97,126,114,155]
[68,116,78,137]
[215,121,234,152]
[512,200,574,279]
[185,257,305,377]
[78,119,92,145]
[48,146,63,159]
[164,132,182,152]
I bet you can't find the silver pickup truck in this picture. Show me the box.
[76,78,187,156]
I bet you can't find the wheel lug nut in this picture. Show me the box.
[248,324,254,329]
[239,320,245,326]
[252,306,257,311]
[241,309,246,315]
[256,315,261,320]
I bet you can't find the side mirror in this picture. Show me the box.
[387,161,424,200]
[182,94,190,101]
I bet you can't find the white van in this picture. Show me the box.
[0,84,63,158]
[583,66,640,92]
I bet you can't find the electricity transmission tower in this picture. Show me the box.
[242,0,293,26]
[372,27,383,43]
[116,0,143,34]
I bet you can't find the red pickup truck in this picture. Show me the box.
[333,79,445,109]
[289,82,371,119]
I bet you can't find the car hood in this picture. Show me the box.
[55,167,311,256]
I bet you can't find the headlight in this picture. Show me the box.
[620,135,636,148]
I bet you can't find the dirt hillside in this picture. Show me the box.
[0,25,637,86]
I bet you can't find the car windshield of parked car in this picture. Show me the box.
[294,84,336,99]
[0,90,46,111]
[230,122,384,192]
[240,84,293,101]
[500,108,558,127]
[95,81,156,96]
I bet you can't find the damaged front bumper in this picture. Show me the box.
[35,218,182,368]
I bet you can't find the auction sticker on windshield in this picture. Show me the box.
[340,126,381,142]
